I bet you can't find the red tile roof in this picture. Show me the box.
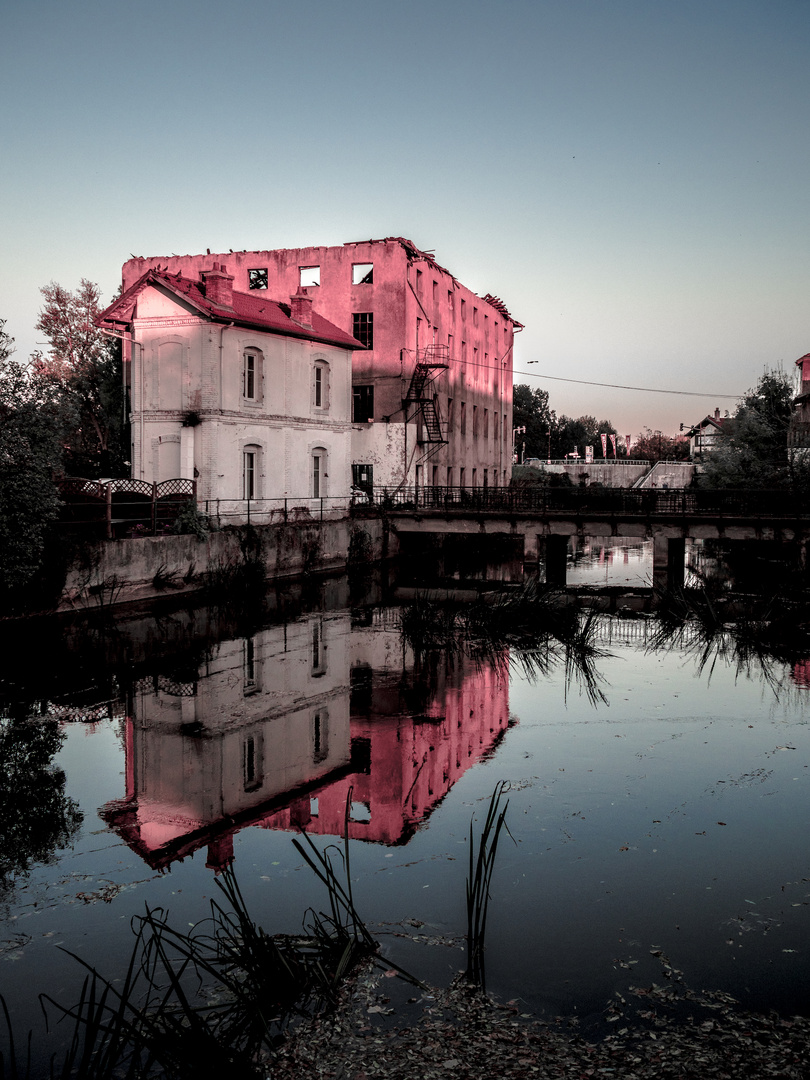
[97,269,365,350]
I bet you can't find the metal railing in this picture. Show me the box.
[201,496,359,528]
[373,485,810,519]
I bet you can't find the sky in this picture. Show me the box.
[2,0,809,437]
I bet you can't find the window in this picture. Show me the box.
[299,265,320,287]
[462,341,467,361]
[312,447,327,499]
[447,397,453,428]
[473,404,478,437]
[461,299,467,321]
[448,333,453,355]
[242,733,262,791]
[352,312,373,349]
[248,268,267,290]
[483,469,488,489]
[460,401,466,436]
[460,467,466,487]
[352,263,373,285]
[484,408,489,438]
[447,467,453,486]
[416,269,423,295]
[243,350,260,400]
[313,360,330,410]
[242,447,259,499]
[494,411,499,442]
[352,463,373,493]
[353,384,374,422]
[472,468,477,488]
[311,616,327,675]
[432,280,438,304]
[473,306,478,326]
[243,637,258,694]
[313,709,328,763]
[432,465,439,486]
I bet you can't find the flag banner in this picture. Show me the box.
[609,434,617,456]
[585,445,594,462]
[625,435,632,455]
[600,434,607,457]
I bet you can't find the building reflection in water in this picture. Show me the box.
[102,610,510,871]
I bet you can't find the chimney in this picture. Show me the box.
[714,407,720,420]
[202,262,234,308]
[290,286,313,329]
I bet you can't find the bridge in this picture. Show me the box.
[364,485,810,589]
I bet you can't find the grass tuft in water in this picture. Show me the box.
[465,782,514,990]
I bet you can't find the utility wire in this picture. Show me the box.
[513,369,741,398]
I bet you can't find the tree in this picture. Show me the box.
[33,279,128,478]
[512,385,555,460]
[552,414,622,460]
[631,427,690,463]
[697,369,796,489]
[0,321,66,595]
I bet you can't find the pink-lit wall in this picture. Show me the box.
[122,240,519,490]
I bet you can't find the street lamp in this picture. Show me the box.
[513,425,526,464]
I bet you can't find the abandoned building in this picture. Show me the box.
[96,264,363,517]
[790,352,810,456]
[122,238,522,492]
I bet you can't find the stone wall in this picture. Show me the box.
[60,517,388,612]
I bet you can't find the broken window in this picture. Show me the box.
[416,269,423,295]
[353,385,374,423]
[352,463,373,493]
[461,299,466,320]
[248,268,268,290]
[352,312,373,349]
[460,401,466,436]
[473,306,478,326]
[473,404,478,437]
[484,408,489,438]
[299,265,320,287]
[352,263,373,285]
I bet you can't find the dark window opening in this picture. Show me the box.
[248,268,268,290]
[352,463,373,493]
[353,385,374,423]
[352,312,373,349]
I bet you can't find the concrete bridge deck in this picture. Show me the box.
[362,486,810,589]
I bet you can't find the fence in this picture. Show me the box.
[58,477,197,539]
[375,485,809,519]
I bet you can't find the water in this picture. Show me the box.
[1,576,809,1066]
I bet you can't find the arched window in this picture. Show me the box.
[242,349,263,403]
[311,447,327,498]
[243,444,261,499]
[313,360,330,411]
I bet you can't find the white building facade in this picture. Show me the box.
[97,264,363,520]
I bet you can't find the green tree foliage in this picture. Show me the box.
[698,369,797,489]
[33,279,128,478]
[0,717,82,895]
[0,321,66,594]
[631,427,690,462]
[512,385,621,460]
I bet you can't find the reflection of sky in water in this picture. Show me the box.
[566,537,652,588]
[1,609,809,1056]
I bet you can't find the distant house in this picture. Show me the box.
[687,408,727,459]
[789,353,810,456]
[96,264,363,518]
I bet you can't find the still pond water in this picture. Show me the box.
[1,552,810,1063]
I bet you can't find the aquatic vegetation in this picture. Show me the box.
[466,782,513,988]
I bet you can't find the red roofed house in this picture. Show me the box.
[121,239,522,493]
[686,407,727,459]
[97,264,363,517]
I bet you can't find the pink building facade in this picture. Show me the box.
[122,238,522,491]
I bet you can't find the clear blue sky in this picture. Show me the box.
[2,0,808,436]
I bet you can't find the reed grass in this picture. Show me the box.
[465,782,514,989]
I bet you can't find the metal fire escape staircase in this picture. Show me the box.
[404,344,449,445]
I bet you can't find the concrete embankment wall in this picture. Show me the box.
[535,463,650,488]
[60,516,388,612]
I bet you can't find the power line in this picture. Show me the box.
[513,368,741,398]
